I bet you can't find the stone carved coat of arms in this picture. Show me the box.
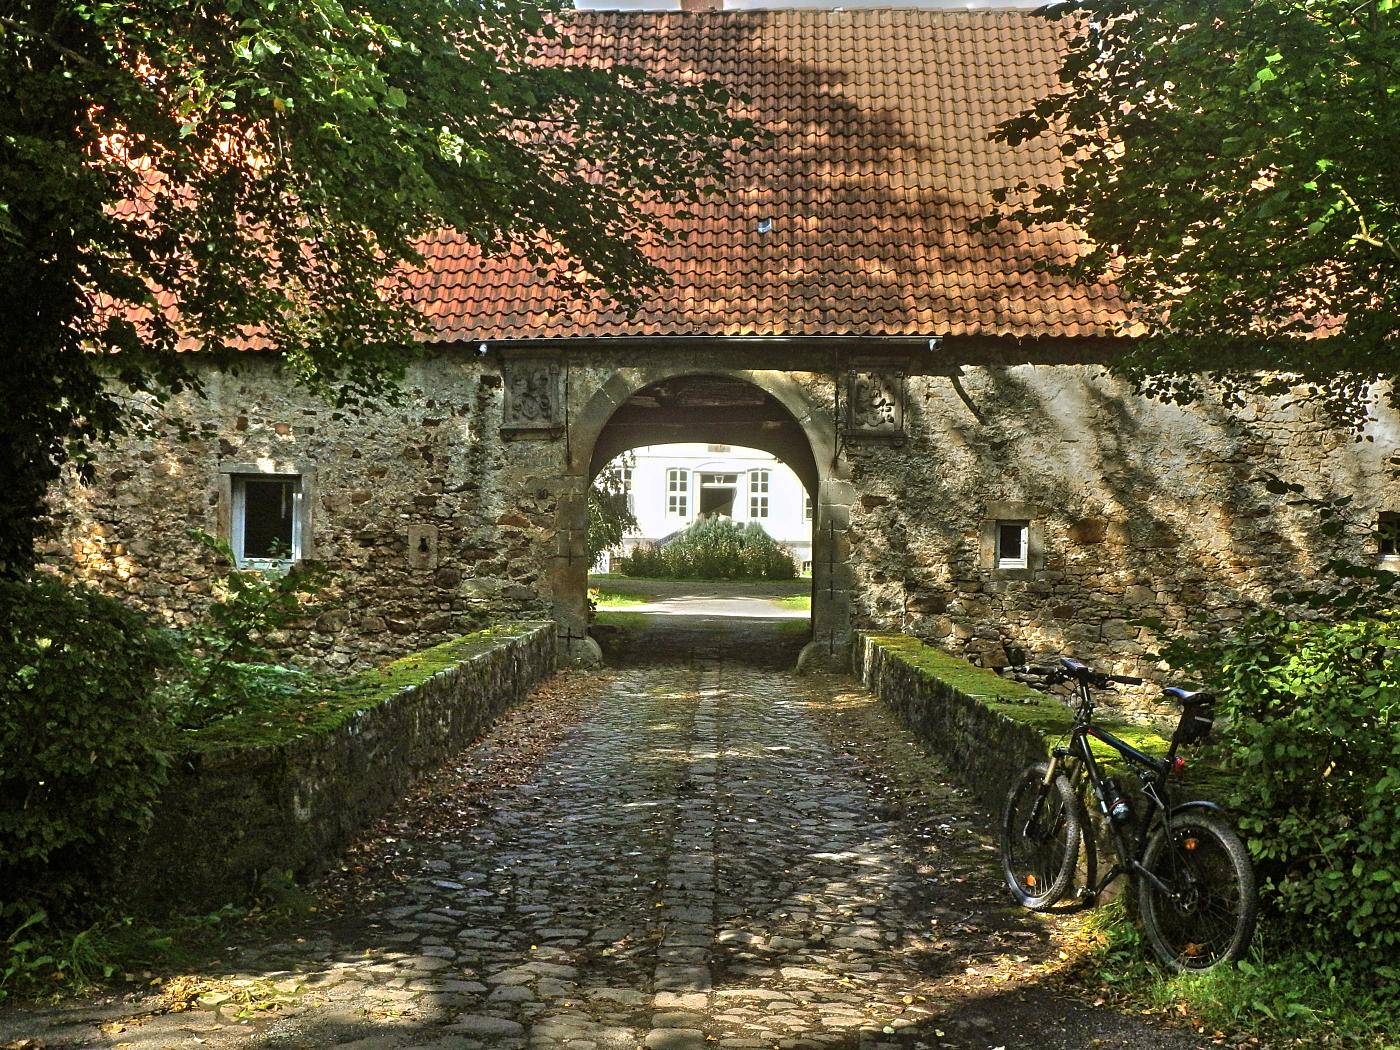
[502,358,563,434]
[845,370,905,441]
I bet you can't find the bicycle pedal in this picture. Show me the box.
[1076,888,1098,903]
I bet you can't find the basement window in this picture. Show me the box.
[995,521,1030,570]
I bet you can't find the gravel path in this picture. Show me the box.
[1,649,1207,1050]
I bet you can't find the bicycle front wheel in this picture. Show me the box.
[1000,762,1084,910]
[1139,810,1257,971]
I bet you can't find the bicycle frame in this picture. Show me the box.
[1045,676,1197,903]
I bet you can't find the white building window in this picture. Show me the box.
[622,464,635,513]
[803,493,813,521]
[995,520,1030,570]
[666,468,689,517]
[749,470,770,519]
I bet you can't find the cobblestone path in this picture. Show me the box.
[3,658,1204,1050]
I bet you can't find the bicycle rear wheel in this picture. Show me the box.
[1139,810,1257,971]
[1000,762,1084,910]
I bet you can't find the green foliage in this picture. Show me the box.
[587,456,639,567]
[1,905,247,1003]
[180,624,542,751]
[622,518,797,580]
[1162,611,1400,966]
[994,0,1400,421]
[0,0,759,573]
[159,533,328,732]
[1083,900,1399,1046]
[0,575,172,918]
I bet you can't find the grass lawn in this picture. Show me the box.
[770,594,811,612]
[588,588,655,607]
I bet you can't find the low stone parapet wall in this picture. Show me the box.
[122,622,556,913]
[852,632,1173,815]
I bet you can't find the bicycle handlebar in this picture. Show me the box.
[999,660,1143,689]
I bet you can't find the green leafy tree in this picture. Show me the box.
[992,0,1400,418]
[587,455,638,569]
[0,0,755,574]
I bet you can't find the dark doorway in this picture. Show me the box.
[698,473,738,518]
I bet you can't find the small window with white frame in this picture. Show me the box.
[749,469,770,519]
[666,468,689,517]
[803,492,813,521]
[995,520,1030,570]
[220,463,313,569]
[1379,512,1400,561]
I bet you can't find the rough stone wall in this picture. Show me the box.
[846,366,1400,676]
[44,354,562,669]
[851,632,1052,816]
[120,622,555,913]
[44,348,1400,676]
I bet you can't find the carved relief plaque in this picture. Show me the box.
[844,370,906,443]
[501,356,563,437]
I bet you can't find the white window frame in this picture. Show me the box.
[219,462,314,569]
[666,468,689,517]
[749,469,771,519]
[995,520,1030,570]
[1379,512,1400,563]
[803,492,814,521]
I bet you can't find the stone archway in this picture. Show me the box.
[553,367,854,671]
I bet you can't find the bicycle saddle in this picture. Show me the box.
[1163,686,1207,704]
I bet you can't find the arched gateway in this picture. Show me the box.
[551,366,853,670]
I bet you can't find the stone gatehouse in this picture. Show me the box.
[45,8,1400,674]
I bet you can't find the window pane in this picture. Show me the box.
[998,523,1024,562]
[1381,513,1400,556]
[242,478,295,559]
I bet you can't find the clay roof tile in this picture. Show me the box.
[405,9,1121,342]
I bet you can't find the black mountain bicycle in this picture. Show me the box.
[997,657,1257,971]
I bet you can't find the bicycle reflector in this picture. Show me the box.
[1184,837,1200,852]
[1172,757,1186,775]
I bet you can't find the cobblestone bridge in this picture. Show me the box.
[3,624,1206,1050]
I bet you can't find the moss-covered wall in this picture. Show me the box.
[120,622,555,913]
[852,632,1174,816]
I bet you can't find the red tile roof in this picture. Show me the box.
[412,8,1126,343]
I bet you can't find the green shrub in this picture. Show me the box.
[587,457,638,567]
[621,518,797,580]
[1165,610,1400,969]
[0,574,173,919]
[158,533,327,731]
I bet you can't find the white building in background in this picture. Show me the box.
[596,443,813,573]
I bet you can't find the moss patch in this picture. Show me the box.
[183,624,545,753]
